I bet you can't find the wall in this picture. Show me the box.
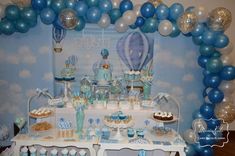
[0,0,235,147]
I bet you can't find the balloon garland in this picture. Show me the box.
[0,0,235,155]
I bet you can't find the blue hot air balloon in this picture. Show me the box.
[69,55,78,66]
[52,26,66,43]
[116,32,153,71]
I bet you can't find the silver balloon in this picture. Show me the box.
[133,4,142,16]
[59,9,78,30]
[158,20,173,36]
[216,42,233,55]
[11,0,31,8]
[207,7,232,31]
[115,18,128,33]
[0,3,5,19]
[219,80,235,94]
[183,129,198,144]
[221,55,234,66]
[194,6,208,23]
[98,14,111,28]
[122,10,136,25]
[177,12,198,34]
[111,0,121,9]
[192,118,207,133]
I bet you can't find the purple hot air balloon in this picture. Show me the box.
[116,32,153,71]
[52,26,66,43]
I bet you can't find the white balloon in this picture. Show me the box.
[158,20,173,36]
[98,14,111,28]
[216,42,234,55]
[111,0,121,9]
[133,4,142,17]
[115,18,128,33]
[122,10,136,25]
[219,80,235,94]
[194,6,208,23]
[221,55,234,65]
[192,118,207,133]
[0,3,5,19]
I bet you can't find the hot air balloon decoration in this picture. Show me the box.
[53,26,66,53]
[116,31,153,72]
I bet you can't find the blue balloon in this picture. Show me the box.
[20,7,38,28]
[199,45,215,57]
[185,6,195,13]
[109,9,121,24]
[191,23,205,37]
[206,57,223,74]
[74,1,88,17]
[142,17,158,33]
[214,34,229,48]
[5,5,20,21]
[198,55,210,68]
[51,0,66,13]
[53,16,64,29]
[170,22,181,37]
[65,0,76,9]
[184,144,197,156]
[46,0,52,6]
[15,19,29,33]
[208,88,224,104]
[220,65,235,81]
[74,17,85,31]
[203,75,221,88]
[135,16,145,27]
[199,146,214,156]
[119,0,133,14]
[202,30,216,45]
[192,35,203,45]
[0,19,15,35]
[32,0,47,12]
[206,118,221,130]
[86,7,101,23]
[200,103,214,119]
[140,2,155,18]
[129,24,137,29]
[203,69,212,77]
[40,8,56,25]
[156,4,169,20]
[99,0,112,13]
[85,0,99,7]
[212,51,221,58]
[192,110,204,119]
[169,3,184,21]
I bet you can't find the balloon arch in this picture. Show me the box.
[1,0,235,155]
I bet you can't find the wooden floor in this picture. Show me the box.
[1,131,235,155]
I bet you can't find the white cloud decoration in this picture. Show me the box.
[43,72,53,81]
[19,69,31,78]
[39,46,51,55]
[182,74,194,82]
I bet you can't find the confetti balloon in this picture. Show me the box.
[11,0,31,8]
[215,101,235,123]
[177,12,198,34]
[207,7,232,31]
[59,9,78,29]
[148,0,163,7]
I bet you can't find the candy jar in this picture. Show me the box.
[61,148,69,156]
[69,149,77,156]
[51,149,58,156]
[79,149,87,156]
[20,146,28,156]
[29,146,36,156]
[39,148,47,156]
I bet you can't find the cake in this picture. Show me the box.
[61,65,75,81]
[104,111,132,124]
[153,111,174,121]
[57,118,73,138]
[93,49,112,85]
[31,121,52,132]
[30,107,53,118]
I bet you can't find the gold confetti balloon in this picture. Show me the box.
[177,12,198,34]
[59,9,78,30]
[215,101,235,123]
[148,0,163,7]
[207,7,232,31]
[11,0,31,8]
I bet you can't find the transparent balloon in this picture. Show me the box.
[177,12,198,34]
[207,7,232,31]
[215,101,235,123]
[183,129,198,144]
[192,118,207,133]
[59,9,78,29]
[193,6,208,23]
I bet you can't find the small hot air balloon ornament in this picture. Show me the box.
[52,26,66,53]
